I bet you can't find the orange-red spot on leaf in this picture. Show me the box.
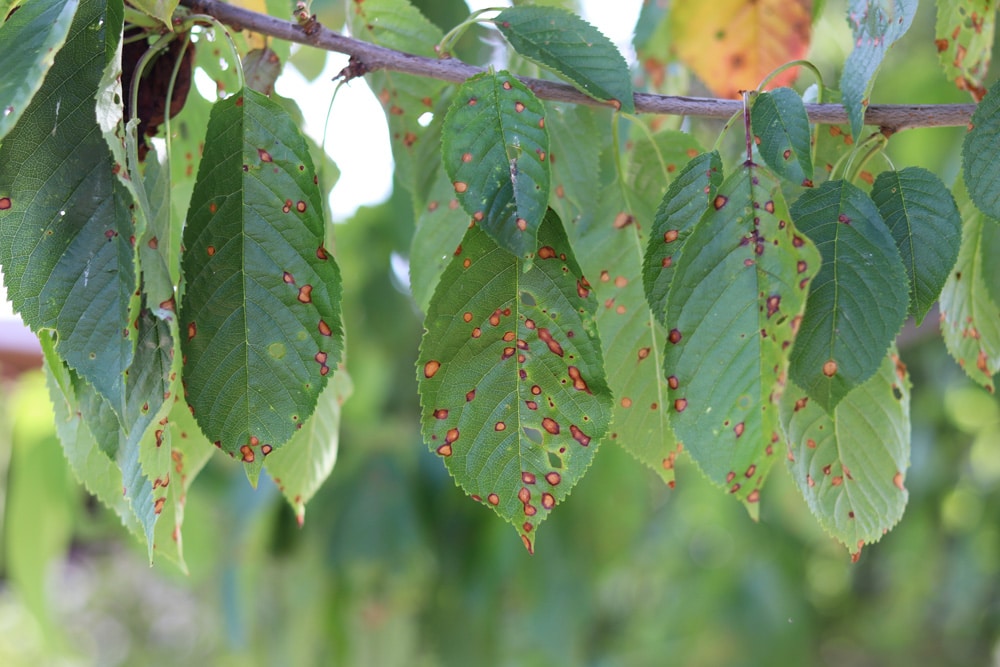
[317,245,329,260]
[424,360,441,378]
[823,360,837,377]
[538,328,564,356]
[541,493,555,509]
[434,409,448,419]
[546,472,561,485]
[0,197,10,210]
[893,471,905,490]
[298,285,313,303]
[258,148,272,162]
[436,443,453,457]
[541,417,560,434]
[568,366,590,393]
[187,322,196,340]
[667,375,679,390]
[207,245,215,256]
[674,398,687,412]
[713,195,728,209]
[318,320,332,336]
[668,329,682,344]
[537,246,556,259]
[240,445,255,462]
[570,424,590,446]
[487,493,500,505]
[454,181,468,193]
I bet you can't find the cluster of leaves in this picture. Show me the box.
[0,0,998,563]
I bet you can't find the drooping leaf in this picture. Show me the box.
[841,0,918,138]
[663,162,820,509]
[0,0,135,416]
[940,176,1000,391]
[789,180,908,412]
[934,0,995,100]
[0,0,78,141]
[643,152,724,327]
[669,0,812,98]
[265,366,353,524]
[41,335,145,543]
[348,0,447,197]
[410,168,471,312]
[870,167,962,324]
[625,129,705,218]
[781,348,910,557]
[243,47,283,96]
[180,87,343,482]
[494,6,634,113]
[751,87,814,186]
[546,102,601,226]
[812,121,891,190]
[441,70,550,260]
[418,209,612,553]
[963,79,1000,219]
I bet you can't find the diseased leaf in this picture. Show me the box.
[841,0,918,138]
[664,162,820,509]
[870,167,962,324]
[546,102,601,226]
[781,348,910,557]
[418,209,612,553]
[0,0,78,141]
[494,6,634,113]
[265,366,353,524]
[751,87,814,186]
[963,79,1000,219]
[243,47,283,96]
[0,0,135,416]
[180,88,343,482]
[626,129,705,218]
[940,176,1000,391]
[441,70,550,260]
[812,121,890,190]
[128,0,179,29]
[643,152,724,327]
[410,168,470,312]
[348,0,447,196]
[789,180,908,412]
[669,0,812,99]
[934,0,995,100]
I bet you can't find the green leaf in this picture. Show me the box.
[494,6,634,113]
[664,162,820,509]
[781,348,910,557]
[441,70,550,260]
[180,87,344,482]
[348,0,447,197]
[0,0,135,416]
[128,0,179,29]
[840,0,917,139]
[643,151,724,326]
[265,366,353,524]
[409,168,471,312]
[935,0,995,100]
[418,209,612,553]
[940,175,1000,391]
[0,0,78,141]
[870,167,962,324]
[243,47,283,96]
[626,129,705,219]
[751,87,814,186]
[963,78,1000,219]
[789,180,908,412]
[546,102,601,226]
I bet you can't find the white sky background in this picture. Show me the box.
[0,0,642,324]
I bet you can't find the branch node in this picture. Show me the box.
[335,56,369,84]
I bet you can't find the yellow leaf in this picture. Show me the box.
[669,0,812,99]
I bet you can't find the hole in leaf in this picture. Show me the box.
[547,451,563,469]
[523,427,542,444]
[521,291,536,307]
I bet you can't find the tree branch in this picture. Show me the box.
[178,0,975,133]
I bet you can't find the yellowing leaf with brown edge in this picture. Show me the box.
[669,0,812,99]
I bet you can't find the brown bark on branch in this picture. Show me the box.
[178,0,975,133]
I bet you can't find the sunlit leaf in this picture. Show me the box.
[669,0,812,98]
[781,348,910,557]
[180,88,343,482]
[664,162,820,509]
[789,180,908,412]
[265,366,353,524]
[0,0,135,416]
[418,210,612,553]
[841,0,918,138]
[0,0,78,141]
[870,167,962,324]
[751,87,814,186]
[441,70,550,260]
[494,6,634,113]
[935,0,995,100]
[940,176,1000,391]
[643,152,724,326]
[348,0,447,196]
[962,78,1000,219]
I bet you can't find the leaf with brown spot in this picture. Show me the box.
[935,0,995,100]
[963,78,1000,219]
[180,88,343,484]
[789,180,908,412]
[643,151,723,327]
[410,167,472,312]
[781,348,910,556]
[418,209,611,552]
[750,88,813,186]
[940,175,1000,391]
[668,0,812,99]
[663,163,820,508]
[441,70,550,260]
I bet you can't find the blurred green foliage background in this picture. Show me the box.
[1,0,1000,665]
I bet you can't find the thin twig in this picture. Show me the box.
[178,0,976,133]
